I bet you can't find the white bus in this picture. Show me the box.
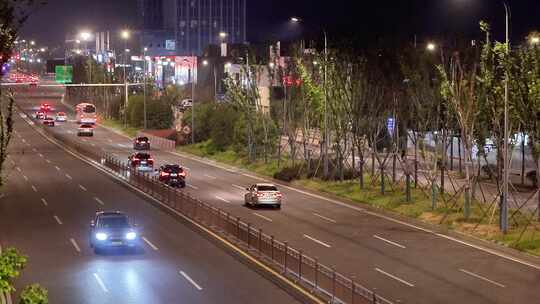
[76,103,97,124]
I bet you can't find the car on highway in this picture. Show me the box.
[89,211,139,254]
[55,112,67,122]
[43,117,55,127]
[244,183,283,209]
[158,164,187,188]
[35,111,45,119]
[77,124,94,137]
[133,136,150,150]
[40,103,52,112]
[128,152,154,171]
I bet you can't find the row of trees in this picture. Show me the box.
[186,23,540,231]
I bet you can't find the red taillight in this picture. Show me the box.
[256,192,264,197]
[275,192,283,198]
[132,157,139,161]
[179,171,187,177]
[160,172,169,177]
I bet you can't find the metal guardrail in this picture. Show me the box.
[28,113,393,304]
[137,131,176,151]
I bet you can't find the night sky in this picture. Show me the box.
[20,0,540,47]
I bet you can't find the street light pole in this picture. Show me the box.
[143,47,148,130]
[501,0,510,234]
[323,30,329,178]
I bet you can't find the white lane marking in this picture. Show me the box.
[10,159,15,165]
[204,174,217,179]
[459,269,506,288]
[41,198,48,206]
[38,153,44,158]
[186,184,199,190]
[303,234,332,248]
[313,213,337,223]
[81,138,88,142]
[107,139,113,143]
[93,273,109,293]
[53,215,63,225]
[232,184,246,191]
[55,166,61,171]
[91,143,96,147]
[253,212,273,222]
[179,271,203,291]
[142,237,159,251]
[22,175,28,181]
[25,143,31,147]
[21,138,26,143]
[70,238,81,253]
[375,268,415,287]
[65,173,72,180]
[374,235,406,249]
[94,197,105,206]
[183,166,191,170]
[435,233,540,271]
[31,185,38,192]
[32,148,37,152]
[79,184,87,191]
[15,166,21,172]
[45,159,51,164]
[67,130,74,134]
[215,196,231,204]
[117,143,128,148]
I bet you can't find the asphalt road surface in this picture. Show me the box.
[0,96,301,303]
[9,87,540,304]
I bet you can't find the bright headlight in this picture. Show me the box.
[125,232,137,240]
[95,232,107,241]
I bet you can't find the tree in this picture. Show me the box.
[18,284,47,304]
[1,0,46,186]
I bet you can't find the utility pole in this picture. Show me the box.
[501,1,510,234]
[323,30,329,178]
[143,47,148,130]
[191,54,196,144]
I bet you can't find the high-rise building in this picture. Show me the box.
[175,0,247,55]
[137,0,164,31]
[138,0,246,55]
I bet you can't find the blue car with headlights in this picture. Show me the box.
[89,211,139,254]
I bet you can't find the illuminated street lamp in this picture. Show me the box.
[530,36,540,45]
[121,30,130,40]
[219,32,227,39]
[426,42,436,52]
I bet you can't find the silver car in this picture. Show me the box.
[244,183,282,209]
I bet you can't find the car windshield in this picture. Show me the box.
[80,124,93,128]
[257,185,278,191]
[98,216,129,228]
[137,137,148,141]
[164,165,182,173]
[136,153,151,159]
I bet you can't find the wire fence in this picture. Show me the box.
[30,113,393,304]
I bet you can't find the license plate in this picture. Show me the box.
[141,161,147,165]
[111,241,123,245]
[171,174,177,177]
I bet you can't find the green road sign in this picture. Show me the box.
[55,65,73,83]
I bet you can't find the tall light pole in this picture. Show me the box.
[291,17,329,177]
[121,30,130,83]
[143,47,148,130]
[501,1,510,234]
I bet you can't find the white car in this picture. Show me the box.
[77,124,94,137]
[55,112,67,122]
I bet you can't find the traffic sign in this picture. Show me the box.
[387,117,395,136]
[55,65,73,83]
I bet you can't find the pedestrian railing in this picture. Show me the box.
[26,110,393,304]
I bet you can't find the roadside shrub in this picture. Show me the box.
[526,170,538,187]
[481,164,498,179]
[274,164,303,182]
[18,284,48,304]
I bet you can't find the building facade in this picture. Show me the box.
[175,0,247,55]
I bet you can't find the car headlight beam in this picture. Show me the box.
[126,232,137,240]
[95,232,107,241]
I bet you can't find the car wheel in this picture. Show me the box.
[275,204,281,210]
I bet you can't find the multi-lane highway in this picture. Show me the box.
[0,95,302,303]
[7,86,540,304]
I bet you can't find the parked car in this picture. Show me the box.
[244,183,282,209]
